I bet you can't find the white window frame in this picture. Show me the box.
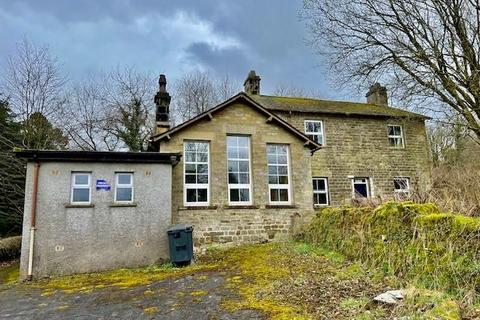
[267,144,292,205]
[352,177,370,199]
[183,140,210,206]
[394,177,410,195]
[313,177,329,206]
[114,172,134,203]
[227,135,253,206]
[70,172,92,204]
[304,120,325,146]
[387,124,405,148]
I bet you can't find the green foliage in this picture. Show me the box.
[22,112,68,150]
[303,201,480,302]
[0,99,25,236]
[0,236,22,261]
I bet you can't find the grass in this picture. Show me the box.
[0,260,19,285]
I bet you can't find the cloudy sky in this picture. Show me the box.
[0,0,360,99]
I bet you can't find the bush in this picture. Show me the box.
[302,201,480,303]
[0,236,22,261]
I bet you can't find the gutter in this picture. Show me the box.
[27,162,40,280]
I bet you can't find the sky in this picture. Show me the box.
[0,0,362,100]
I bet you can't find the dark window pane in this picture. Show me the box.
[197,164,208,174]
[116,187,132,201]
[185,174,196,183]
[278,166,288,175]
[313,179,318,190]
[317,179,325,190]
[354,184,368,198]
[270,189,279,202]
[316,193,327,205]
[185,142,196,151]
[239,189,250,201]
[279,189,289,201]
[197,174,208,183]
[229,173,239,184]
[278,175,289,184]
[388,126,395,136]
[185,164,196,174]
[73,188,89,202]
[186,189,196,202]
[197,189,208,202]
[230,189,239,202]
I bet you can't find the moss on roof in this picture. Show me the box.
[251,94,429,119]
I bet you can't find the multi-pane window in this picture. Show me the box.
[227,136,252,205]
[115,172,134,203]
[394,177,410,195]
[388,125,404,148]
[267,144,291,204]
[313,177,329,205]
[304,120,324,145]
[184,141,209,205]
[71,172,91,204]
[352,177,370,198]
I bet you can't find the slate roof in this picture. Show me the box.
[250,94,430,119]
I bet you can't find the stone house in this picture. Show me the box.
[150,71,430,246]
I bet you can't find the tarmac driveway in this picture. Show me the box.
[0,269,263,320]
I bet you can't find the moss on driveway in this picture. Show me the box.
[0,242,463,319]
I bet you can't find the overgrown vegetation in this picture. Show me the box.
[302,201,480,306]
[0,236,22,261]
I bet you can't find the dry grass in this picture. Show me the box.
[0,236,21,261]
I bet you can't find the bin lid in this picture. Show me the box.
[167,223,193,233]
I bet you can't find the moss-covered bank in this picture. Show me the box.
[302,201,480,302]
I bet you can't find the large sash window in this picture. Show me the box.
[227,136,252,205]
[267,144,291,204]
[184,141,209,205]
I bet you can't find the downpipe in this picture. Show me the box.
[27,162,40,281]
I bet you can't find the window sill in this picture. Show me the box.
[265,204,298,209]
[179,205,218,210]
[224,205,259,210]
[314,204,330,209]
[64,204,94,208]
[110,203,137,207]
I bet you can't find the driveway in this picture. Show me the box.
[0,269,263,320]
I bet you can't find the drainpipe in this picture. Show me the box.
[27,162,40,280]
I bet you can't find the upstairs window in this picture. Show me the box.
[71,172,91,204]
[313,177,329,205]
[304,120,324,145]
[227,136,252,205]
[115,172,134,203]
[184,141,209,206]
[352,177,370,198]
[388,125,404,148]
[267,144,291,204]
[394,177,410,196]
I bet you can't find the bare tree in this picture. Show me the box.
[273,83,322,98]
[2,38,67,148]
[63,82,119,151]
[102,67,155,151]
[302,0,480,141]
[171,71,240,124]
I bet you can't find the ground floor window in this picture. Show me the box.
[115,172,134,203]
[313,177,329,205]
[352,177,370,198]
[394,177,410,196]
[71,172,92,204]
[267,144,291,204]
[184,140,209,206]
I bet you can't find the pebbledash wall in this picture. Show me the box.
[159,103,316,247]
[18,151,178,279]
[274,112,431,205]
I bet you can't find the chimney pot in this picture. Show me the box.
[366,83,388,106]
[244,70,261,95]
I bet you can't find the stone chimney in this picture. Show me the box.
[154,74,171,135]
[244,70,261,95]
[366,83,388,106]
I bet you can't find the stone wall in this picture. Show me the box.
[273,111,431,205]
[20,162,172,278]
[159,102,315,246]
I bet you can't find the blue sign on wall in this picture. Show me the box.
[96,179,111,191]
